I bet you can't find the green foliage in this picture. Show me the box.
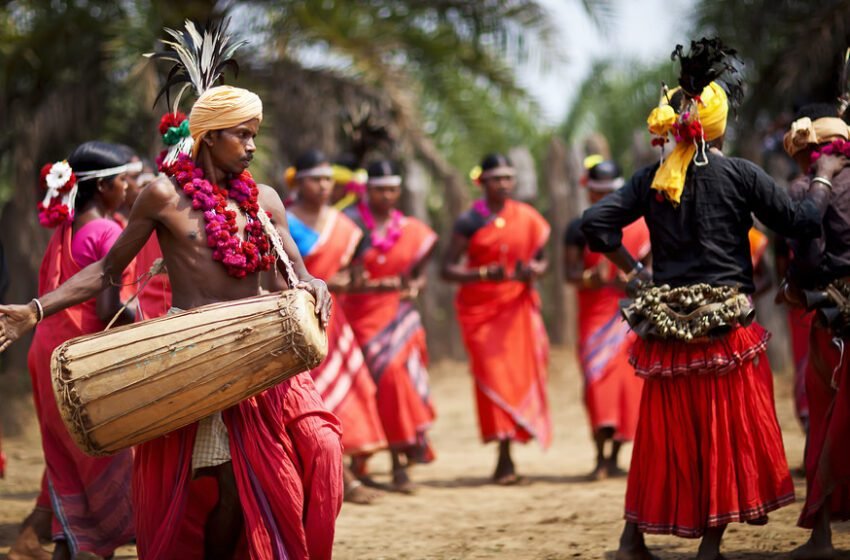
[561,60,675,174]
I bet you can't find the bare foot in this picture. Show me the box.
[589,462,609,481]
[790,540,837,560]
[392,467,417,495]
[8,525,51,560]
[344,481,382,505]
[614,545,658,560]
[606,459,627,478]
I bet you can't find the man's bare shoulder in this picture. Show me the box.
[257,183,285,210]
[136,176,180,212]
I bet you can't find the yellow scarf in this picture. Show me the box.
[646,82,728,204]
[189,86,263,157]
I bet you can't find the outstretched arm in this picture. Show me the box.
[0,178,165,352]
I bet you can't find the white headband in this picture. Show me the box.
[75,161,144,181]
[586,177,625,192]
[367,175,402,188]
[479,166,515,180]
[295,165,334,179]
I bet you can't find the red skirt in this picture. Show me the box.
[625,323,795,537]
[799,324,850,528]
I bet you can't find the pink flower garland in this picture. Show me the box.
[358,201,403,252]
[810,138,850,162]
[165,153,274,278]
[472,198,492,218]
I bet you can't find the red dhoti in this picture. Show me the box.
[798,323,850,528]
[789,307,814,425]
[134,373,343,560]
[625,323,795,537]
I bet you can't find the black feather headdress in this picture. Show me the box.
[146,19,247,113]
[671,37,743,109]
[838,48,850,118]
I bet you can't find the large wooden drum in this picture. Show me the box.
[51,290,327,456]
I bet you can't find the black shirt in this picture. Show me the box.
[581,153,825,293]
[564,217,585,249]
[789,167,850,287]
[453,208,489,238]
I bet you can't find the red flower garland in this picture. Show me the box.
[166,154,274,278]
[37,161,77,228]
[158,111,187,135]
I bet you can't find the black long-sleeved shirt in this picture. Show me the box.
[581,153,827,293]
[789,167,850,287]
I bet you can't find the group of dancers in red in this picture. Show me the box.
[2,35,850,560]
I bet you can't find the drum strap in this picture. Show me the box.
[256,206,300,289]
[105,258,166,330]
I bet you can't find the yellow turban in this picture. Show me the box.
[646,81,728,204]
[782,116,850,157]
[189,85,263,158]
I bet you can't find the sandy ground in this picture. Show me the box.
[1,347,849,559]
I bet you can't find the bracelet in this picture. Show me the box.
[812,176,833,190]
[31,298,44,324]
[624,262,645,282]
[479,266,488,280]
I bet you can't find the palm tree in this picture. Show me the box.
[694,0,850,159]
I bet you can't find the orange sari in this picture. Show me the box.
[576,219,649,441]
[290,208,387,455]
[340,213,438,458]
[455,200,552,447]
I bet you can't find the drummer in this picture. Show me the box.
[0,92,341,559]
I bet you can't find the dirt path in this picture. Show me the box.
[1,348,848,559]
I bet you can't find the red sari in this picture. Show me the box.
[798,324,850,528]
[294,208,387,455]
[625,324,795,537]
[577,220,649,441]
[28,223,134,557]
[455,200,551,447]
[340,214,437,458]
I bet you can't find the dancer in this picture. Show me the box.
[442,153,550,485]
[21,143,137,560]
[0,22,341,560]
[341,159,437,494]
[564,158,648,480]
[285,150,387,504]
[780,101,850,560]
[582,38,834,560]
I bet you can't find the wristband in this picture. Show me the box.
[31,298,44,324]
[625,262,645,283]
[812,176,833,190]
